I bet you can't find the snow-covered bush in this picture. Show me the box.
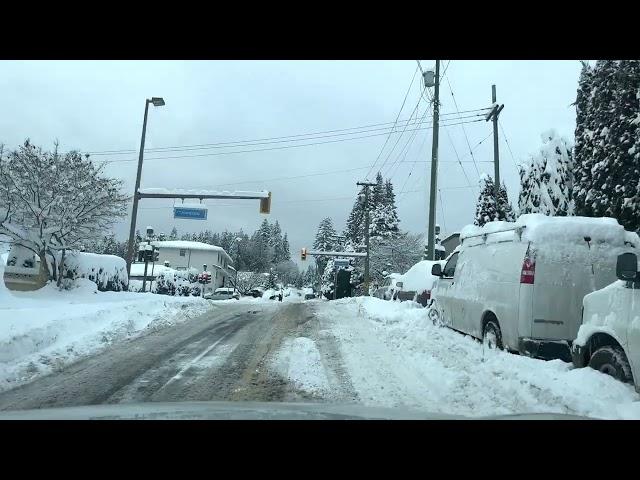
[60,251,128,292]
[155,268,199,296]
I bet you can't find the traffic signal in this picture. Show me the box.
[259,192,272,214]
[301,248,307,261]
[153,248,159,262]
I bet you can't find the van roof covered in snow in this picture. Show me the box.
[460,214,639,247]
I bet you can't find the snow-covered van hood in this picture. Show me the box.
[0,401,591,420]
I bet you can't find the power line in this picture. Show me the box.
[99,118,485,164]
[376,93,424,175]
[445,76,482,179]
[88,112,484,157]
[365,64,420,180]
[443,124,472,187]
[438,189,448,233]
[498,119,519,170]
[384,98,433,180]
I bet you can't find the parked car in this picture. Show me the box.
[206,287,240,300]
[373,274,401,300]
[429,214,638,360]
[392,261,444,307]
[247,288,264,298]
[571,252,640,391]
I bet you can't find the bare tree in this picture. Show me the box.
[234,271,266,295]
[0,140,129,281]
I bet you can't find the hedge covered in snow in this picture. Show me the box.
[60,251,128,292]
[154,268,201,297]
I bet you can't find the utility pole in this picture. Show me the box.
[357,181,376,296]
[485,85,505,204]
[426,60,440,261]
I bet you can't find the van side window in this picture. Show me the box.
[443,252,459,278]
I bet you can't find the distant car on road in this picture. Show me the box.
[571,252,640,391]
[206,287,240,300]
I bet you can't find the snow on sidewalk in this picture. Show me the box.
[314,297,640,419]
[0,279,211,392]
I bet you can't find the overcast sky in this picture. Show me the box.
[0,60,582,267]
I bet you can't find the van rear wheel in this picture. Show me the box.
[482,320,503,350]
[588,346,633,384]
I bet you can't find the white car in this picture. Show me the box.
[205,287,240,300]
[571,252,640,391]
[429,214,638,360]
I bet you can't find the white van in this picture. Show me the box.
[571,252,640,391]
[429,214,639,360]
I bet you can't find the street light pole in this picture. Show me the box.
[126,97,165,277]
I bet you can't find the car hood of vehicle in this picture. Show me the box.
[0,401,592,420]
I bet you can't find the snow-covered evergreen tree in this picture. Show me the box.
[344,187,367,248]
[169,227,178,240]
[518,130,574,216]
[574,60,640,231]
[313,217,337,273]
[498,183,516,221]
[474,175,499,226]
[281,233,291,260]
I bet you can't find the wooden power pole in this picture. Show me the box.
[357,181,376,296]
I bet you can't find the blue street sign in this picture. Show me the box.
[174,207,208,220]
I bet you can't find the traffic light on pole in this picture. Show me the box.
[301,248,307,261]
[259,192,272,214]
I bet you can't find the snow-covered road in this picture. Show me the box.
[309,297,640,419]
[0,278,219,392]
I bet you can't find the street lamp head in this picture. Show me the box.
[150,97,165,107]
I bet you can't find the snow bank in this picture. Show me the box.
[315,297,640,419]
[0,284,211,392]
[461,214,639,247]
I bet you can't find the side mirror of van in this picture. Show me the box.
[616,252,638,281]
[431,263,442,277]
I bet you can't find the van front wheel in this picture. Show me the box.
[588,346,633,384]
[483,320,503,350]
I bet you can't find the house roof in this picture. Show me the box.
[151,240,233,263]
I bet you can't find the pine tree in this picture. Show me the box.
[384,179,401,233]
[344,188,366,248]
[281,233,291,260]
[270,220,283,263]
[498,183,516,221]
[474,175,499,226]
[370,179,401,240]
[169,227,178,240]
[313,217,337,273]
[574,60,640,231]
[518,130,574,216]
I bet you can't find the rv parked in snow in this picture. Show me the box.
[429,214,639,360]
